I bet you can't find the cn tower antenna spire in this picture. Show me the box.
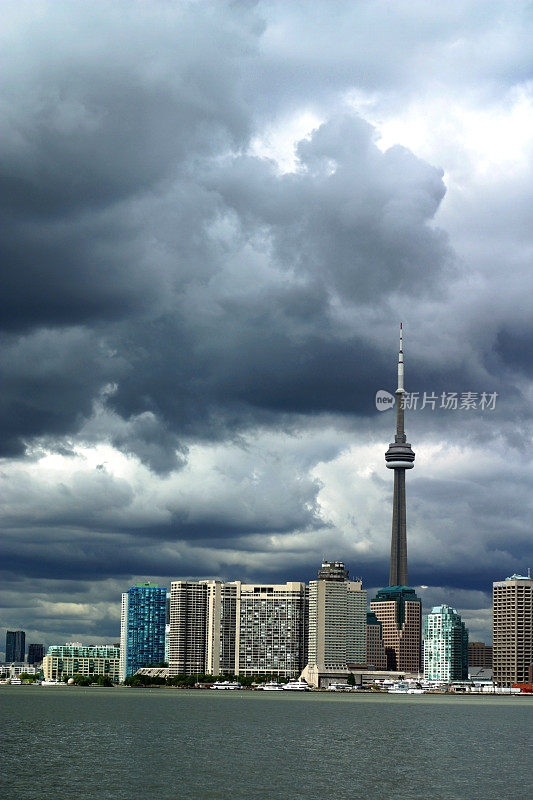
[398,322,404,393]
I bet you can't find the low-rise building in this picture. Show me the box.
[3,663,39,678]
[43,643,120,682]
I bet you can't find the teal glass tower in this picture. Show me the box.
[423,605,468,681]
[120,583,167,681]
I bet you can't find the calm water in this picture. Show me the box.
[1,687,531,800]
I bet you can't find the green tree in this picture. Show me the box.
[347,673,356,687]
[20,672,40,683]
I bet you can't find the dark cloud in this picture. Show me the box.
[1,0,532,646]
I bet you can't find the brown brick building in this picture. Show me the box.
[493,574,533,687]
[366,611,386,669]
[370,586,422,673]
[468,641,492,668]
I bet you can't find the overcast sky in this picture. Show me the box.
[1,0,532,653]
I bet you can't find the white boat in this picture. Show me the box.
[388,681,426,694]
[327,682,353,692]
[262,681,284,691]
[210,680,241,690]
[282,678,310,691]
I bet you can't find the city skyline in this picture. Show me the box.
[1,1,532,651]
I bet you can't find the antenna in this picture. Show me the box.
[397,323,404,393]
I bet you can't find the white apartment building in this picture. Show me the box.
[205,581,238,675]
[307,573,367,672]
[168,579,308,678]
[236,582,308,678]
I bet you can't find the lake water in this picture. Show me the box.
[1,687,531,800]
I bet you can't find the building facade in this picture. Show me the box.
[205,581,238,676]
[237,582,308,678]
[43,644,120,682]
[306,562,367,675]
[423,605,468,681]
[493,574,533,687]
[168,579,308,678]
[27,643,45,665]
[168,581,208,676]
[120,583,167,681]
[468,641,492,668]
[366,611,386,670]
[6,630,25,663]
[370,586,422,673]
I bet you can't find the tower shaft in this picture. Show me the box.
[390,464,408,586]
[385,324,414,587]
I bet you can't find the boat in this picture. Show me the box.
[282,678,310,691]
[327,682,353,692]
[388,680,426,694]
[210,680,242,690]
[262,681,284,691]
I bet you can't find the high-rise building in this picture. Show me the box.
[206,581,238,676]
[307,562,367,674]
[168,581,209,676]
[237,582,308,678]
[423,605,468,681]
[493,573,533,687]
[468,641,493,668]
[366,611,386,670]
[27,643,45,665]
[119,583,167,681]
[370,586,422,672]
[385,324,415,586]
[168,578,308,678]
[43,644,120,682]
[6,630,25,663]
[164,592,170,663]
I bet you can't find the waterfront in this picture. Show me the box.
[1,687,531,800]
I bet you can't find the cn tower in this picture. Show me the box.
[385,324,415,586]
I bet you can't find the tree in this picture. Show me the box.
[20,672,40,683]
[347,673,356,687]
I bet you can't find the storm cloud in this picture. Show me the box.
[1,0,532,651]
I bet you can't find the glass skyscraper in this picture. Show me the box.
[423,604,468,681]
[6,630,26,662]
[119,583,167,681]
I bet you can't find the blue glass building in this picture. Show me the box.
[119,583,167,681]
